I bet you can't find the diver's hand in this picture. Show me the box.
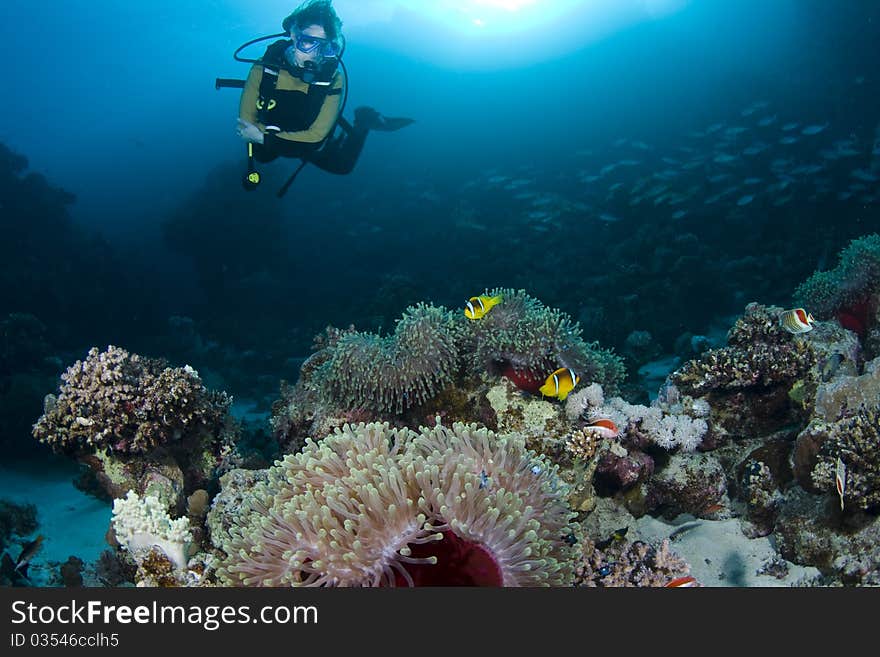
[237,118,264,144]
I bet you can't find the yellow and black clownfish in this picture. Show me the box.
[538,367,579,401]
[464,294,503,320]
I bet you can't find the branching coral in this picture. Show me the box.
[460,288,625,394]
[212,421,577,587]
[32,345,231,455]
[317,303,462,414]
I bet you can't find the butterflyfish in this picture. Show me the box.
[780,307,815,334]
[836,456,846,511]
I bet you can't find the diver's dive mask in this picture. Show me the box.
[283,31,341,85]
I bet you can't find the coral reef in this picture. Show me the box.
[574,536,692,587]
[793,356,880,511]
[671,303,817,395]
[645,452,728,519]
[269,292,625,451]
[32,346,237,512]
[211,421,576,587]
[33,346,231,455]
[810,405,880,512]
[774,487,880,585]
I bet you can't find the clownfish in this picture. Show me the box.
[464,294,503,320]
[779,307,815,334]
[587,418,620,439]
[539,367,579,401]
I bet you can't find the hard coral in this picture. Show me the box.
[575,536,692,587]
[213,421,576,587]
[671,303,817,395]
[32,346,231,455]
[811,405,880,512]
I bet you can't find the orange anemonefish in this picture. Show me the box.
[464,294,503,320]
[539,367,579,401]
[586,418,620,439]
[664,575,698,588]
[779,307,815,334]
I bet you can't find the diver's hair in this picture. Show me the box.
[282,0,343,40]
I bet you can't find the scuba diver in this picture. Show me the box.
[228,0,414,195]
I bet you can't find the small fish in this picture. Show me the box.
[779,136,799,145]
[851,168,879,183]
[819,352,844,382]
[595,527,629,550]
[836,456,846,511]
[701,503,726,516]
[801,123,829,135]
[586,418,620,439]
[665,575,698,588]
[597,564,615,577]
[779,308,815,334]
[781,122,800,131]
[464,294,502,320]
[736,194,755,206]
[478,469,490,490]
[539,367,579,401]
[14,535,44,574]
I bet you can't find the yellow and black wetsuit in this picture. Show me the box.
[239,40,368,174]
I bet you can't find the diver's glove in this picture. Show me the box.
[237,118,265,144]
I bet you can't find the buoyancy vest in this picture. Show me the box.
[255,40,341,134]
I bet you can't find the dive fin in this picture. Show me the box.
[372,116,415,132]
[353,106,415,132]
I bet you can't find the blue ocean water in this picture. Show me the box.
[0,0,878,587]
